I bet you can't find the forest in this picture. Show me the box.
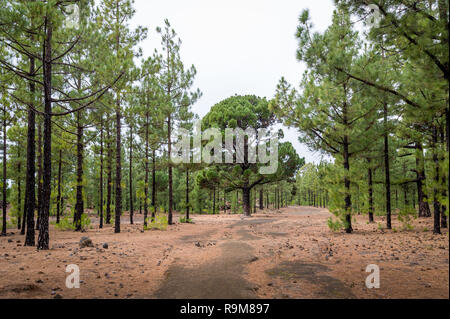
[0,0,448,300]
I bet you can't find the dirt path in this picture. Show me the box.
[154,218,278,299]
[0,206,448,299]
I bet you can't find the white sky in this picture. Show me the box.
[130,0,336,163]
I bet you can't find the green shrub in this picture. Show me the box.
[144,214,168,231]
[327,217,343,232]
[0,217,16,230]
[52,213,91,231]
[179,216,193,224]
[397,208,416,231]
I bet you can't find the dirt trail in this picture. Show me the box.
[0,206,448,299]
[154,219,276,299]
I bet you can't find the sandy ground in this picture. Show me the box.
[0,206,448,299]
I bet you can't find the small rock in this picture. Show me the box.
[103,243,109,249]
[53,294,63,299]
[79,237,94,249]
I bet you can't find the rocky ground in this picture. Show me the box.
[0,206,448,299]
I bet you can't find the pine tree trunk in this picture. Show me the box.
[440,125,447,228]
[383,103,392,230]
[106,126,112,224]
[224,189,226,214]
[114,101,122,233]
[36,122,43,231]
[21,187,27,236]
[23,54,36,244]
[56,149,62,224]
[167,114,173,225]
[254,188,257,212]
[74,112,84,232]
[213,186,216,215]
[99,119,103,229]
[416,142,431,217]
[17,147,22,230]
[129,125,133,225]
[259,188,263,210]
[144,113,149,227]
[242,187,251,216]
[151,149,156,221]
[37,18,53,250]
[432,126,441,234]
[343,135,353,234]
[186,168,189,220]
[1,110,7,236]
[368,160,374,223]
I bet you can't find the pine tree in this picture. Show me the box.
[156,19,200,225]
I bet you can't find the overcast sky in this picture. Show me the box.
[129,0,336,163]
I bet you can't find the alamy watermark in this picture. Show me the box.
[64,3,80,29]
[365,4,382,28]
[171,121,279,175]
[365,264,380,289]
[66,264,80,289]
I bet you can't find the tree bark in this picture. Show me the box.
[368,160,374,223]
[114,100,122,233]
[383,103,392,230]
[129,124,133,225]
[106,125,112,224]
[343,135,353,233]
[185,167,190,220]
[151,149,156,222]
[415,143,431,217]
[144,113,149,227]
[224,189,227,214]
[21,186,27,236]
[74,112,84,231]
[259,188,264,210]
[1,108,7,236]
[213,186,216,215]
[440,125,447,228]
[432,126,441,234]
[242,187,251,216]
[17,147,22,230]
[37,18,52,250]
[23,54,36,244]
[36,121,43,231]
[167,114,173,225]
[99,118,103,229]
[56,149,62,224]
